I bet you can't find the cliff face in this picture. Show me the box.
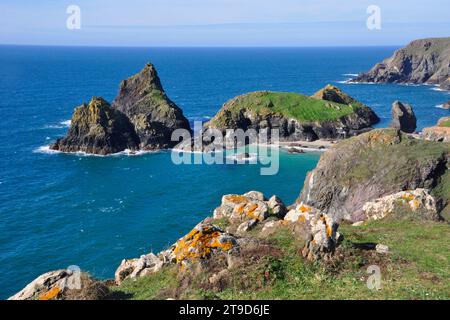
[353,37,450,90]
[112,63,191,150]
[51,97,139,155]
[297,129,450,222]
[205,85,379,142]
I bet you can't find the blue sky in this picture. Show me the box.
[1,0,449,46]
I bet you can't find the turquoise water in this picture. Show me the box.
[0,46,449,298]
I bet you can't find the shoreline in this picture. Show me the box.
[36,139,334,157]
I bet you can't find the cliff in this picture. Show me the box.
[352,37,450,90]
[297,129,450,222]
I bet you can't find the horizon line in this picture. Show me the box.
[0,43,402,49]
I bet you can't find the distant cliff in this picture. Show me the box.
[352,37,450,90]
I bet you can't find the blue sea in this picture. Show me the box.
[0,46,449,298]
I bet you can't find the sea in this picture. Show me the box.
[0,46,449,298]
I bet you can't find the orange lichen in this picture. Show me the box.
[245,203,260,220]
[297,214,307,223]
[225,195,248,204]
[409,199,421,210]
[320,215,332,237]
[401,193,415,201]
[236,204,246,214]
[297,204,312,213]
[172,224,235,265]
[39,287,61,300]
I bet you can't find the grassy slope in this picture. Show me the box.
[439,119,450,127]
[209,91,361,127]
[111,217,449,300]
[332,130,450,186]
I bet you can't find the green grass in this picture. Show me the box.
[210,91,362,127]
[337,130,450,186]
[438,119,450,127]
[109,218,449,300]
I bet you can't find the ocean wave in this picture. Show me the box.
[60,120,71,127]
[43,120,71,129]
[34,145,161,157]
[430,85,449,93]
[34,145,61,154]
[342,73,358,77]
[225,152,258,162]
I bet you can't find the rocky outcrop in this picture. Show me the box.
[443,101,450,110]
[112,63,191,150]
[362,188,440,221]
[284,203,340,260]
[51,97,139,155]
[172,223,238,269]
[8,269,109,300]
[115,253,165,285]
[422,117,450,142]
[352,37,450,90]
[204,85,379,143]
[390,101,417,133]
[297,129,450,222]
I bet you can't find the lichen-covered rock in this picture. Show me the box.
[352,37,450,91]
[213,192,270,222]
[8,268,108,300]
[115,253,164,285]
[422,117,450,142]
[8,270,69,300]
[112,63,191,149]
[284,203,339,261]
[51,97,139,155]
[390,101,417,133]
[172,223,237,268]
[297,129,450,222]
[362,188,440,221]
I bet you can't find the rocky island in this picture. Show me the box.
[352,37,450,91]
[51,97,140,155]
[112,63,191,150]
[51,63,191,155]
[204,84,379,142]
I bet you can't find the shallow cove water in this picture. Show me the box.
[0,46,449,298]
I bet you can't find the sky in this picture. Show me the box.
[1,0,449,47]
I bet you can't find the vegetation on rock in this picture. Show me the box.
[112,63,191,149]
[205,85,379,142]
[51,97,139,155]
